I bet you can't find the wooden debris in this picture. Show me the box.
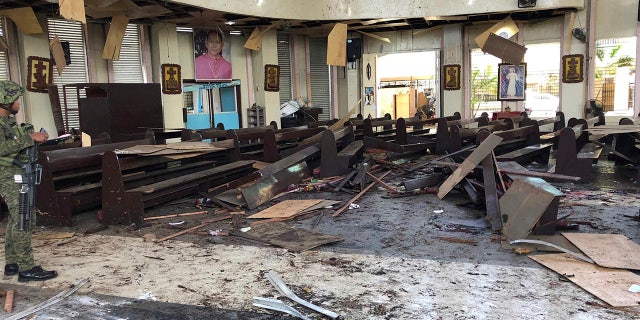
[437,133,503,199]
[438,236,478,246]
[4,290,13,313]
[333,171,391,217]
[84,224,108,235]
[154,215,231,243]
[366,172,396,192]
[32,232,76,240]
[143,211,208,221]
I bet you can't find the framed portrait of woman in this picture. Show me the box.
[497,63,526,101]
[193,28,233,81]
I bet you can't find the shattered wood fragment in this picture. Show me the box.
[366,172,396,192]
[154,215,231,242]
[437,133,503,199]
[84,224,108,235]
[4,290,13,313]
[438,236,478,246]
[333,171,391,217]
[143,211,208,221]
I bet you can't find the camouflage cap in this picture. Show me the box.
[0,80,24,105]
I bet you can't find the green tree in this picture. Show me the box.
[595,44,635,78]
[470,65,498,117]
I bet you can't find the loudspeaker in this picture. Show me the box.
[518,0,536,8]
[346,38,361,62]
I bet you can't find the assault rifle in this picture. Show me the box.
[14,142,41,231]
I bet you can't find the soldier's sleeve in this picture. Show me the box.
[0,126,34,157]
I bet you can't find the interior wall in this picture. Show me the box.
[85,23,108,83]
[595,0,638,39]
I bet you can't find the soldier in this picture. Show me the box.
[0,80,57,282]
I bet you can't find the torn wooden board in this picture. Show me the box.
[529,253,640,307]
[500,177,564,240]
[299,200,341,213]
[32,232,76,240]
[246,222,343,252]
[249,199,324,219]
[50,36,67,75]
[437,133,503,199]
[327,23,347,66]
[0,7,43,34]
[214,189,246,206]
[474,16,518,48]
[501,234,580,253]
[102,15,129,60]
[60,0,87,24]
[562,233,640,270]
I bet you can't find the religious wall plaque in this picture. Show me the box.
[161,63,182,94]
[26,56,53,93]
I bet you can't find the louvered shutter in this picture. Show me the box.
[308,37,331,120]
[277,33,292,105]
[47,19,89,132]
[0,18,8,80]
[113,24,143,83]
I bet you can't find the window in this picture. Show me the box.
[594,37,636,116]
[47,18,89,132]
[277,33,293,105]
[112,24,144,83]
[470,49,500,117]
[523,42,560,118]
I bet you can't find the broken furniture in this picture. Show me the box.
[101,143,254,225]
[500,177,564,238]
[494,117,553,165]
[36,136,156,226]
[555,118,603,181]
[319,125,364,177]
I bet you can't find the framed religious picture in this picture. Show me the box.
[161,64,182,94]
[443,64,461,90]
[193,28,232,81]
[264,64,280,92]
[26,56,53,93]
[497,63,526,101]
[562,54,584,83]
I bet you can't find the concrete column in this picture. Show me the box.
[15,21,56,134]
[560,9,589,120]
[442,24,463,117]
[150,22,183,129]
[250,29,280,126]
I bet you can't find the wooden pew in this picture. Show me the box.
[36,137,156,226]
[101,150,256,225]
[228,126,324,163]
[318,125,364,177]
[494,118,554,165]
[554,123,594,181]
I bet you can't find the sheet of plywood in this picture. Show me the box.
[0,7,43,34]
[60,0,87,24]
[244,27,263,51]
[246,222,342,252]
[530,253,640,307]
[299,200,341,213]
[437,133,503,199]
[474,16,518,48]
[327,23,347,66]
[102,15,129,60]
[249,199,324,219]
[562,233,640,270]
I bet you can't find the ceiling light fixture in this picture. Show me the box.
[225,21,235,25]
[230,30,242,35]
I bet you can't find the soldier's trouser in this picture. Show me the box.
[1,171,35,271]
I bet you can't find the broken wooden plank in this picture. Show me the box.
[562,233,640,270]
[241,162,311,210]
[482,153,502,231]
[529,253,640,307]
[144,211,208,221]
[437,133,503,199]
[333,171,391,217]
[4,290,13,313]
[249,199,324,219]
[154,215,231,242]
[245,222,343,252]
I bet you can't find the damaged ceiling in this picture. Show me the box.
[2,0,575,36]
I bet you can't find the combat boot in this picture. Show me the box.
[18,266,58,282]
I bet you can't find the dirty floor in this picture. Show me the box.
[0,157,639,320]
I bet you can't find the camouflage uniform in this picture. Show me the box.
[0,81,36,271]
